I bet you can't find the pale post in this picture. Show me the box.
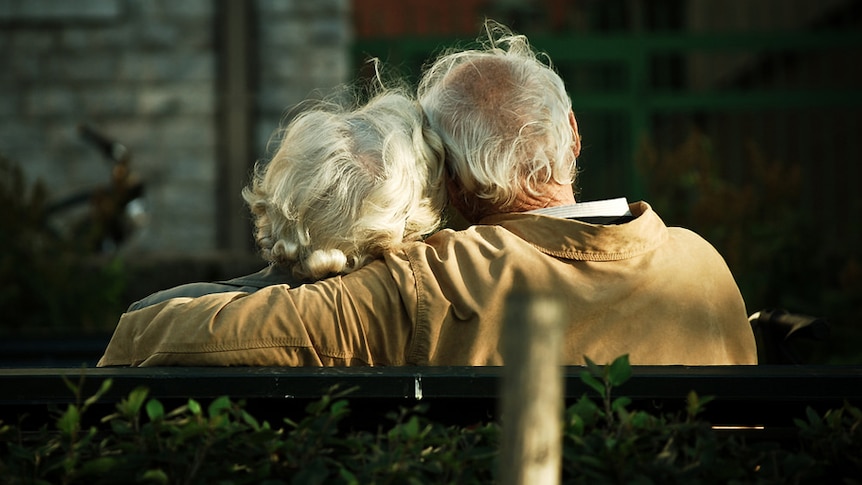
[500,292,565,485]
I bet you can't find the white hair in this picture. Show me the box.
[417,20,577,209]
[242,89,446,281]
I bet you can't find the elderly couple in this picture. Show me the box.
[99,22,757,367]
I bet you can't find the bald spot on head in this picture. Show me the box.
[441,56,525,134]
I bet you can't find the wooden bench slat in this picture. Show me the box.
[1,365,859,429]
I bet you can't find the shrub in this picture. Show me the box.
[1,357,860,484]
[0,155,127,336]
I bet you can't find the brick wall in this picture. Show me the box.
[255,0,350,152]
[0,0,350,255]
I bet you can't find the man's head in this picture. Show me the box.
[418,21,581,220]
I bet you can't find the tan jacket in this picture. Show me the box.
[98,202,757,367]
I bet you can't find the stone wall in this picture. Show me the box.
[0,0,350,255]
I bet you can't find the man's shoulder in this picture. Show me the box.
[652,223,736,279]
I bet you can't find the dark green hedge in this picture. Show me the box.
[2,357,860,484]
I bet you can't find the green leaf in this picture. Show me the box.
[166,404,190,418]
[404,415,420,439]
[686,391,715,418]
[78,457,118,476]
[306,394,331,415]
[686,391,700,417]
[119,386,150,417]
[109,419,132,435]
[57,405,80,436]
[241,410,261,431]
[339,467,360,485]
[630,410,651,428]
[177,422,207,441]
[607,354,632,387]
[188,398,202,415]
[568,395,600,423]
[208,396,232,417]
[805,406,821,426]
[140,468,169,484]
[568,413,585,436]
[583,355,602,377]
[330,399,350,417]
[62,375,80,398]
[83,378,113,409]
[579,371,605,396]
[209,413,228,428]
[146,399,165,421]
[611,396,632,413]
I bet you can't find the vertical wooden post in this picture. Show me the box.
[216,0,255,253]
[500,292,564,485]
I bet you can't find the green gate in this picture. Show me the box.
[353,0,862,233]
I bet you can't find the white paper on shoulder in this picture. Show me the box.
[526,197,631,220]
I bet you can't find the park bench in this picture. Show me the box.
[1,365,861,441]
[0,308,857,442]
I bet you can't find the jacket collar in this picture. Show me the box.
[479,201,668,261]
[217,264,303,288]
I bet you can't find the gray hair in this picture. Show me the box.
[417,20,577,209]
[242,89,446,280]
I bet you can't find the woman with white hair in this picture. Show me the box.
[127,87,446,310]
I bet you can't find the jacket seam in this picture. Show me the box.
[154,337,310,354]
[145,338,373,365]
[404,250,429,365]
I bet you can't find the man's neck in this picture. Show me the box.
[506,182,577,213]
[454,182,577,223]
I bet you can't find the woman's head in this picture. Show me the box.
[243,88,446,280]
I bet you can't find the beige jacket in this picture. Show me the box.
[98,202,757,367]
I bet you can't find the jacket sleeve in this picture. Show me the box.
[97,260,415,367]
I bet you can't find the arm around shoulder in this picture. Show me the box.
[98,260,415,367]
[100,286,336,367]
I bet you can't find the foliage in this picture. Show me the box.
[637,130,862,363]
[1,356,860,484]
[0,154,127,336]
[566,355,862,484]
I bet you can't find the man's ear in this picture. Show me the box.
[569,111,581,159]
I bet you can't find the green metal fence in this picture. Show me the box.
[354,25,862,236]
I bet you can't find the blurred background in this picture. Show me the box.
[1,0,860,365]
